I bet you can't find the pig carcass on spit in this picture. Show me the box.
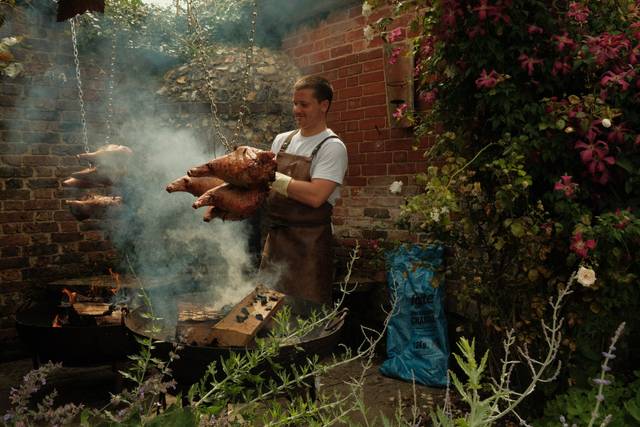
[62,177,104,188]
[166,175,225,197]
[192,183,266,217]
[70,166,121,187]
[187,146,276,189]
[203,206,247,222]
[77,144,133,166]
[66,195,123,221]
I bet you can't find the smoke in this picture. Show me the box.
[107,119,257,317]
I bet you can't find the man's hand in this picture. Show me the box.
[271,172,292,197]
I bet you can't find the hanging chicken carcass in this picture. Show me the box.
[192,183,266,218]
[187,146,276,189]
[66,195,123,221]
[166,175,225,197]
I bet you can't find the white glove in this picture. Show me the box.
[271,172,292,197]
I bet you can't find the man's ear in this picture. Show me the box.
[320,99,330,113]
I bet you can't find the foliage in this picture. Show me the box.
[368,0,640,396]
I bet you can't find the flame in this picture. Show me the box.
[109,268,121,295]
[62,288,77,304]
[52,314,63,328]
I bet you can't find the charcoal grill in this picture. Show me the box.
[15,301,136,368]
[125,294,347,385]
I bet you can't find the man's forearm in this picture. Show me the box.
[272,173,337,208]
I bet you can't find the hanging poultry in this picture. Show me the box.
[187,146,276,189]
[66,195,123,221]
[166,175,225,197]
[192,183,266,217]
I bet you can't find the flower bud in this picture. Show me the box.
[602,118,612,128]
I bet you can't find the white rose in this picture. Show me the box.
[362,1,373,17]
[389,180,403,194]
[601,118,612,128]
[363,25,375,44]
[577,266,596,288]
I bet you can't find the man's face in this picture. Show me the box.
[292,88,329,130]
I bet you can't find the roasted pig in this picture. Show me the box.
[66,195,123,221]
[70,166,118,186]
[166,175,225,197]
[62,177,104,188]
[77,144,133,165]
[187,146,276,189]
[192,183,266,217]
[203,206,248,222]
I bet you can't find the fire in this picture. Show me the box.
[52,314,63,328]
[62,288,77,304]
[109,268,121,295]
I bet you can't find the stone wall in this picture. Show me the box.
[281,4,429,270]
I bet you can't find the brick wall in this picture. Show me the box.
[0,1,119,346]
[281,4,429,269]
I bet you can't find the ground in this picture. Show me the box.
[0,356,446,425]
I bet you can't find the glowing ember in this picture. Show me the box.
[52,314,63,327]
[108,268,121,295]
[62,288,77,304]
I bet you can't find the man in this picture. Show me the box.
[259,76,348,305]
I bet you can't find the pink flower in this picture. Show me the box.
[552,58,572,76]
[527,24,544,35]
[613,209,631,229]
[419,89,438,106]
[472,0,498,21]
[586,33,631,65]
[554,175,578,198]
[570,232,596,258]
[567,2,590,23]
[393,103,408,120]
[607,122,629,144]
[387,28,403,43]
[518,53,543,75]
[575,139,616,184]
[600,70,633,91]
[553,32,576,51]
[467,25,486,39]
[388,47,402,65]
[475,68,500,89]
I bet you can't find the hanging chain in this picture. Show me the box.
[187,0,258,153]
[104,31,117,145]
[70,17,90,154]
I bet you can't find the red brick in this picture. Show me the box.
[0,234,29,247]
[346,29,363,43]
[385,139,413,150]
[332,78,348,90]
[346,121,359,131]
[331,44,353,58]
[359,141,386,153]
[349,5,362,18]
[366,152,391,164]
[393,151,409,162]
[323,70,339,80]
[324,57,347,71]
[389,163,417,174]
[309,50,331,64]
[338,64,363,78]
[23,200,60,210]
[341,109,365,121]
[301,63,323,75]
[408,150,426,161]
[359,49,384,62]
[352,40,367,53]
[364,105,388,118]
[331,100,347,112]
[361,93,387,106]
[344,53,359,65]
[325,34,346,49]
[3,201,23,210]
[363,59,384,72]
[359,70,385,84]
[330,122,346,132]
[337,86,363,100]
[349,153,366,164]
[313,41,324,51]
[342,131,364,143]
[328,112,341,123]
[294,43,315,57]
[347,165,361,176]
[348,99,361,109]
[362,81,386,95]
[345,176,367,186]
[347,76,359,87]
[362,164,388,176]
[362,128,389,141]
[359,117,387,130]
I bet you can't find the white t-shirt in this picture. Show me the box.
[271,128,348,206]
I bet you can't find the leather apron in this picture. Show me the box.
[259,130,339,305]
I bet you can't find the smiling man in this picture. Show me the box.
[259,76,348,305]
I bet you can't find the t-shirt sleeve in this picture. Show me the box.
[271,133,285,153]
[310,140,348,184]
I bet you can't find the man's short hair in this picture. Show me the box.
[294,75,334,107]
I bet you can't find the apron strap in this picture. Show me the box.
[279,130,299,152]
[279,130,340,156]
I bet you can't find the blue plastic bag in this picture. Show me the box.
[379,244,449,387]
